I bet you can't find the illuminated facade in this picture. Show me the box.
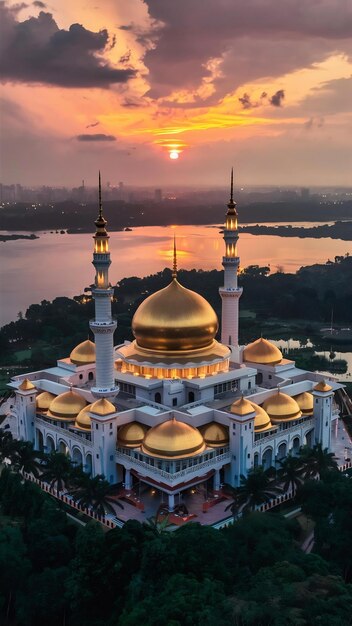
[5,174,342,518]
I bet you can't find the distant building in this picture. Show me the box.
[154,188,162,203]
[301,187,310,200]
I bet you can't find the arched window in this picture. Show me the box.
[88,372,94,381]
[188,391,195,403]
[154,392,161,403]
[256,373,263,385]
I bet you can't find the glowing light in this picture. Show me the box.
[169,150,179,160]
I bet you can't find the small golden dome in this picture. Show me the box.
[70,339,96,365]
[249,402,273,432]
[200,422,229,447]
[141,418,205,459]
[243,338,282,365]
[230,396,255,416]
[90,398,116,416]
[132,278,218,352]
[293,392,313,415]
[118,422,148,448]
[314,380,333,393]
[36,391,56,411]
[262,391,301,423]
[47,389,86,421]
[75,404,93,430]
[19,378,36,391]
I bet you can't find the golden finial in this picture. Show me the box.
[172,233,177,279]
[227,167,236,211]
[98,170,103,220]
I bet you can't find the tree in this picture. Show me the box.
[299,443,338,480]
[226,466,282,515]
[70,474,122,517]
[41,451,72,496]
[11,441,43,477]
[277,454,305,493]
[0,428,15,464]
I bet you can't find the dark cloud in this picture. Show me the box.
[76,134,116,141]
[238,93,253,109]
[122,97,146,108]
[142,0,352,100]
[270,89,285,107]
[304,117,325,130]
[33,1,46,7]
[119,24,133,31]
[238,89,284,109]
[0,2,136,88]
[119,50,131,64]
[86,121,100,128]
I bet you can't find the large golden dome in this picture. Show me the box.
[250,402,273,432]
[243,338,282,365]
[262,391,301,423]
[75,403,93,430]
[70,339,96,365]
[36,391,56,411]
[200,422,229,447]
[141,418,205,459]
[47,389,86,421]
[293,392,313,415]
[118,422,148,448]
[132,277,218,352]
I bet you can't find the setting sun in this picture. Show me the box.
[169,150,179,160]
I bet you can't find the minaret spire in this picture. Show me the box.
[219,168,243,354]
[90,172,118,400]
[98,170,103,220]
[172,233,177,279]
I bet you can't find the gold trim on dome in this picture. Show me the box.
[293,392,313,414]
[230,396,255,416]
[314,380,333,392]
[118,422,148,448]
[199,422,229,447]
[47,389,86,421]
[70,339,96,365]
[19,378,36,391]
[243,337,282,365]
[132,277,219,352]
[36,391,56,411]
[142,418,205,459]
[262,391,301,423]
[90,398,116,416]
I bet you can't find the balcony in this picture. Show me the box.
[116,447,231,485]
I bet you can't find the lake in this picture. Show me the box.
[0,225,351,327]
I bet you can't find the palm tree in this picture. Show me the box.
[299,443,338,480]
[70,474,123,517]
[41,451,72,496]
[277,455,305,493]
[226,467,282,515]
[143,512,171,535]
[0,428,15,464]
[11,441,43,477]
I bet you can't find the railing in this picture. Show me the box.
[22,472,122,529]
[253,418,315,447]
[117,449,231,484]
[36,417,93,446]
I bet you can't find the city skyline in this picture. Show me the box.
[1,0,352,186]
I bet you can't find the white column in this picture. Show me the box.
[125,468,132,490]
[213,469,221,491]
[168,493,175,511]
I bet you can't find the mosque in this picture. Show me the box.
[6,172,342,515]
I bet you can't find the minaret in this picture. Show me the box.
[89,172,119,399]
[219,168,243,351]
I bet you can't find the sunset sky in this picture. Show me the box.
[1,0,352,187]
